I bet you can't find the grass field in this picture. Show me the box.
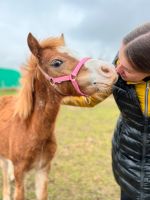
[0,91,120,200]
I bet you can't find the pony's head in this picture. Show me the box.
[27,33,117,97]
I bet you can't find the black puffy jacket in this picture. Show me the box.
[112,75,150,200]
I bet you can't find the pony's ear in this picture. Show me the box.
[60,33,65,45]
[27,33,41,58]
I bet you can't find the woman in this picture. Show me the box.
[62,22,150,200]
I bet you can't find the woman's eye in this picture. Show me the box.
[50,59,63,67]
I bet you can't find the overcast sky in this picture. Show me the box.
[0,0,150,70]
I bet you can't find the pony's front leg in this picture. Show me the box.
[13,166,25,200]
[35,164,50,200]
[0,159,11,200]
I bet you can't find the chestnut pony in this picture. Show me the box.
[0,33,117,200]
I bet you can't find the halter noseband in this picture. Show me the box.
[38,57,90,96]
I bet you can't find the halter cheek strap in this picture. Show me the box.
[38,57,90,96]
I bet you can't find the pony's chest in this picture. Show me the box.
[32,140,57,169]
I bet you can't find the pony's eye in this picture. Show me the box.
[50,59,63,68]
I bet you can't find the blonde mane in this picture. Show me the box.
[14,36,65,119]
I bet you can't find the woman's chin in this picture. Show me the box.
[120,75,133,82]
[120,75,127,81]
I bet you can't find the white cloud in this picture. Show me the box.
[0,0,150,69]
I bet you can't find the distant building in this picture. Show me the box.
[0,68,20,89]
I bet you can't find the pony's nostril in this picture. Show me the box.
[93,82,97,85]
[101,66,110,74]
[100,65,113,78]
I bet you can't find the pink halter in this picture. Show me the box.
[38,57,90,96]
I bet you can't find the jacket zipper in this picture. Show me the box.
[140,81,149,200]
[144,82,150,116]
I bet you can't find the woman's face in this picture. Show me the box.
[116,44,149,82]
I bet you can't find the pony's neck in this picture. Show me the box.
[31,78,63,132]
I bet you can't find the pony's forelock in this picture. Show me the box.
[40,36,65,49]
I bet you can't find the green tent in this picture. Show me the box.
[0,68,21,89]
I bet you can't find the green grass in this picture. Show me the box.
[0,88,18,96]
[0,93,120,200]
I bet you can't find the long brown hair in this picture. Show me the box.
[123,22,150,73]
